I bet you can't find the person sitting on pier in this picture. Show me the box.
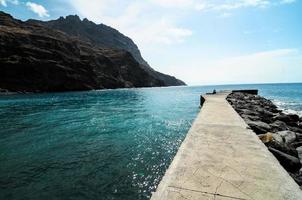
[206,89,217,95]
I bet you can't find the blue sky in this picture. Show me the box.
[1,0,302,85]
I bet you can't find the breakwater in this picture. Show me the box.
[151,91,302,200]
[227,91,302,187]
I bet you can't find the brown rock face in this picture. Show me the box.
[27,15,186,86]
[0,11,185,93]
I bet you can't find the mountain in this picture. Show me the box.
[28,15,185,87]
[28,15,151,68]
[0,12,185,93]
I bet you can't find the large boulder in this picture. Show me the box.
[274,114,300,124]
[238,109,259,116]
[291,141,302,149]
[297,146,302,164]
[253,106,266,115]
[274,131,297,145]
[262,132,298,157]
[247,120,271,135]
[272,133,284,144]
[262,110,275,117]
[289,114,300,122]
[296,133,302,141]
[269,120,289,132]
[241,114,260,121]
[267,140,298,157]
[289,126,302,134]
[269,147,301,173]
[253,109,276,123]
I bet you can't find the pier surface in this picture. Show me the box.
[151,92,302,200]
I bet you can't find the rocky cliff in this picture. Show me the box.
[0,12,185,93]
[28,14,186,87]
[28,15,151,68]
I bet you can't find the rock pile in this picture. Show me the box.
[227,92,302,187]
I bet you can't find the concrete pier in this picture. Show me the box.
[151,92,302,200]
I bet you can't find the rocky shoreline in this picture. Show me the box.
[227,92,302,187]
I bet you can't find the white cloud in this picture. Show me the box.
[151,0,270,10]
[10,0,17,4]
[280,0,296,4]
[193,0,275,12]
[189,0,282,12]
[68,0,297,47]
[26,2,49,17]
[163,49,302,85]
[0,0,18,7]
[69,0,192,46]
[150,0,194,8]
[0,0,7,6]
[212,0,271,11]
[195,3,207,11]
[132,19,192,45]
[219,12,232,18]
[201,49,302,84]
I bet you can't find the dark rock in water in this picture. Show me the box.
[266,140,298,158]
[200,95,205,107]
[0,11,185,93]
[297,146,302,164]
[274,114,300,124]
[239,109,259,116]
[241,114,260,121]
[296,133,302,141]
[252,106,266,114]
[289,114,300,122]
[287,122,300,128]
[291,141,302,148]
[0,88,9,93]
[269,120,289,132]
[268,147,301,173]
[262,110,275,118]
[259,111,276,124]
[246,120,271,135]
[289,126,302,134]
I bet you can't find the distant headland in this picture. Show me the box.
[0,11,185,93]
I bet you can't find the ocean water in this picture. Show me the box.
[0,83,302,200]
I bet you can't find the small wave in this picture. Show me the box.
[282,109,302,117]
[273,100,301,106]
[272,100,302,117]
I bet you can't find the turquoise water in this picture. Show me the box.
[1,83,302,200]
